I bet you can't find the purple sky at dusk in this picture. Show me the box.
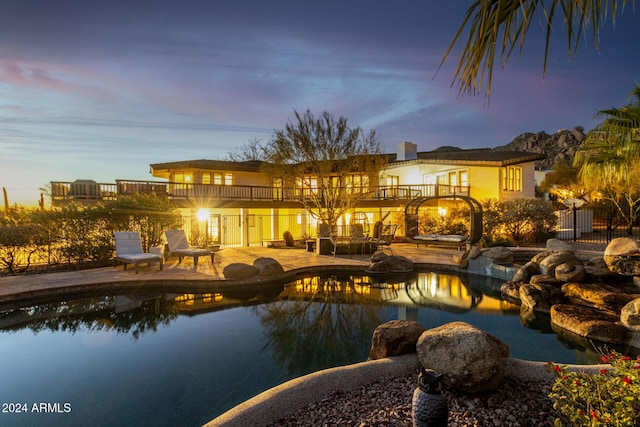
[1,0,639,206]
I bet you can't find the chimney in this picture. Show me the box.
[397,141,417,161]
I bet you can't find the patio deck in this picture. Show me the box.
[0,244,461,304]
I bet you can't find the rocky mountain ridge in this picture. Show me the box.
[494,126,586,170]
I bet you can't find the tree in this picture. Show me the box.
[574,83,640,233]
[442,0,631,97]
[226,138,264,162]
[540,160,591,202]
[260,110,386,232]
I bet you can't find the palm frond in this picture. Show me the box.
[441,0,630,98]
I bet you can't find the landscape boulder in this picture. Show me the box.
[368,320,426,360]
[416,321,509,393]
[546,238,574,252]
[621,298,640,327]
[253,257,285,278]
[223,263,259,280]
[550,304,632,345]
[555,263,586,283]
[604,237,640,276]
[367,255,414,273]
[511,261,540,284]
[539,251,582,276]
[519,283,564,313]
[481,247,513,264]
[562,282,640,312]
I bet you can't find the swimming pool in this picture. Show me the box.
[0,270,607,427]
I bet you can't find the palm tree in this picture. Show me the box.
[442,0,632,97]
[574,83,640,233]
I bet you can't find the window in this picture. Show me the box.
[296,177,318,196]
[449,172,458,186]
[502,166,522,191]
[174,172,192,183]
[225,173,233,185]
[386,175,399,186]
[273,178,283,200]
[346,174,369,193]
[460,171,468,188]
[202,172,211,185]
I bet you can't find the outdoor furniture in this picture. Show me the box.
[369,224,398,254]
[348,223,369,256]
[165,229,214,267]
[114,231,163,274]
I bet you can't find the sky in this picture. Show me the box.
[1,1,639,206]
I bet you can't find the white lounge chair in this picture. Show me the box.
[165,229,214,267]
[114,231,163,274]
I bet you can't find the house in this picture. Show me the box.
[50,142,545,247]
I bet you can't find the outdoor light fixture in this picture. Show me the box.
[197,208,209,221]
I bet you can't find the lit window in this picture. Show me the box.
[449,172,458,186]
[213,173,222,185]
[202,172,211,185]
[174,172,192,183]
[225,173,233,185]
[502,167,522,191]
[460,171,468,187]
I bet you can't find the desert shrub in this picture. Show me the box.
[0,209,47,273]
[482,198,557,244]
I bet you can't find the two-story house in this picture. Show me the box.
[50,142,544,247]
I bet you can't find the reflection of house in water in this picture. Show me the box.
[276,272,520,315]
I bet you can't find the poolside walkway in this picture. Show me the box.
[0,244,461,303]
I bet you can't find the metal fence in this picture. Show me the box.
[557,203,640,245]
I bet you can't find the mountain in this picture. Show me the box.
[493,127,586,170]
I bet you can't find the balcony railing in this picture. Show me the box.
[50,179,469,205]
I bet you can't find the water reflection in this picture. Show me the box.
[0,272,522,336]
[0,294,179,339]
[3,271,624,361]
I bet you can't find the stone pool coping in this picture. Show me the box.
[205,354,609,427]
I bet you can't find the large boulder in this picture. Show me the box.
[529,274,564,287]
[368,320,426,360]
[223,263,259,280]
[519,283,564,313]
[481,247,513,264]
[550,304,632,345]
[546,238,574,252]
[604,237,640,276]
[367,255,414,273]
[501,282,521,304]
[621,298,640,327]
[253,257,285,278]
[416,322,509,393]
[562,282,640,312]
[555,263,586,283]
[539,251,583,276]
[511,261,539,284]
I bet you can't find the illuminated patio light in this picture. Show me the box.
[197,208,209,221]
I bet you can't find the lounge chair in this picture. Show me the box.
[165,229,214,267]
[114,231,163,274]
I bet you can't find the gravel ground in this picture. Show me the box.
[270,373,558,427]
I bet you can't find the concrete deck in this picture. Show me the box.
[0,243,462,304]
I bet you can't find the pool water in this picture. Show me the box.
[0,271,606,427]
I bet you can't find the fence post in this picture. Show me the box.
[573,203,577,242]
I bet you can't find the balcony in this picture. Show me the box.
[50,179,469,208]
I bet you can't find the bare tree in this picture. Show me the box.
[261,110,386,232]
[226,138,265,162]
